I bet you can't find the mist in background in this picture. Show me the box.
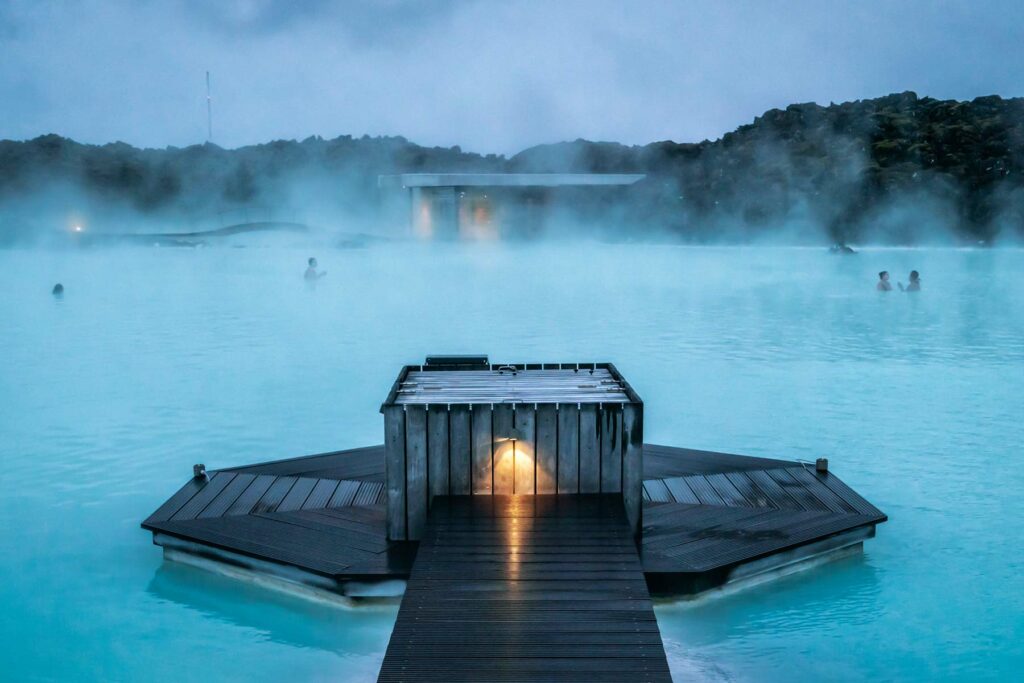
[3,5,1024,680]
[2,1,1024,245]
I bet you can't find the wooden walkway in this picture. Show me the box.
[377,495,672,683]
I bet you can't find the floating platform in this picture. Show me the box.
[142,358,886,681]
[142,443,885,597]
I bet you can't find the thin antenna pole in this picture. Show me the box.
[206,71,212,142]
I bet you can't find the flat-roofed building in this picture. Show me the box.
[378,172,645,239]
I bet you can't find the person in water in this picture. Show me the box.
[304,257,326,281]
[899,270,921,292]
[876,271,892,291]
[52,283,64,296]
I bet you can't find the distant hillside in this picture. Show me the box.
[2,92,1023,243]
[509,92,1024,243]
[0,134,504,238]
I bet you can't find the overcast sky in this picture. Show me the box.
[1,0,1021,154]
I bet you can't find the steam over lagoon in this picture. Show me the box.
[4,1,1024,678]
[1,240,1021,680]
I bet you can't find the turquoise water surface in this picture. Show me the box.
[1,243,1021,681]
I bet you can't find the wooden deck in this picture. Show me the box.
[377,495,672,683]
[143,442,886,681]
[141,445,409,580]
[142,443,885,591]
[639,445,886,593]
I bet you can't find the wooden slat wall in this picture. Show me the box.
[471,404,493,495]
[449,405,472,495]
[622,403,643,538]
[514,406,536,494]
[427,405,449,501]
[557,403,580,493]
[579,404,600,493]
[601,406,623,493]
[492,404,515,495]
[226,474,275,515]
[405,405,429,540]
[384,400,644,541]
[383,405,406,540]
[535,404,558,494]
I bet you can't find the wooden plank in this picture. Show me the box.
[653,508,876,573]
[492,403,515,495]
[156,517,352,576]
[301,478,340,510]
[448,405,472,495]
[198,473,257,519]
[406,405,429,540]
[427,404,450,500]
[277,477,318,512]
[705,473,752,507]
[471,403,493,494]
[600,407,622,493]
[170,472,236,521]
[815,471,885,517]
[377,494,672,683]
[785,466,857,513]
[642,479,673,503]
[252,475,297,513]
[640,444,798,479]
[682,475,726,506]
[224,474,276,516]
[143,477,206,525]
[394,368,631,405]
[514,407,536,494]
[258,514,388,557]
[578,404,600,493]
[724,471,775,509]
[557,403,580,494]
[383,405,407,540]
[355,481,384,506]
[535,404,558,494]
[662,477,699,505]
[328,479,360,508]
[766,468,830,511]
[744,469,804,510]
[223,445,384,480]
[622,403,643,537]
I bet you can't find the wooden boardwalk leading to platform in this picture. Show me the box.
[377,495,672,683]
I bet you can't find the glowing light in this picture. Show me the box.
[413,202,433,238]
[494,437,537,494]
[494,440,517,482]
[73,225,83,232]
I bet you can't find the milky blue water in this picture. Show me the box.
[1,243,1021,682]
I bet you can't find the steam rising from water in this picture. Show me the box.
[1,243,1022,680]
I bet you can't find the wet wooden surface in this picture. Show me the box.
[143,443,884,583]
[377,495,672,682]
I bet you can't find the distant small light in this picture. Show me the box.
[73,225,83,232]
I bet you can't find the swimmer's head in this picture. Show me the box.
[52,283,64,295]
[910,270,919,281]
[308,257,317,267]
[879,271,889,281]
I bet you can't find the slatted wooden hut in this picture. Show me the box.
[381,356,644,541]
